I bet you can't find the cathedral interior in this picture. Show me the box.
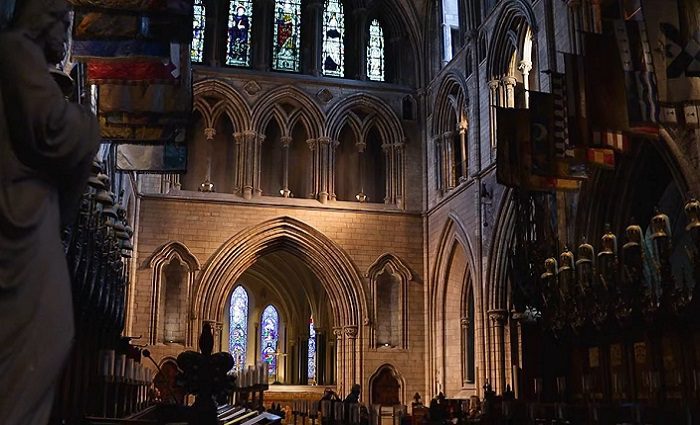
[2,0,700,424]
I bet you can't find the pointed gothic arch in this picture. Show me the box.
[192,216,367,395]
[148,241,201,345]
[193,79,251,132]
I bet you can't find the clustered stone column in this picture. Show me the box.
[234,131,265,199]
[488,309,508,394]
[308,137,338,203]
[501,75,517,109]
[383,140,405,207]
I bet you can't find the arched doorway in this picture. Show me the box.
[370,365,402,406]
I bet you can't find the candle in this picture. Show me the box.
[115,354,126,380]
[126,358,134,383]
[99,349,115,378]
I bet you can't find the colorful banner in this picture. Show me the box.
[116,143,187,172]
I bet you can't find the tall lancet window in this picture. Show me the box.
[272,0,302,71]
[367,19,384,81]
[229,286,249,372]
[308,316,317,382]
[191,0,206,62]
[260,305,280,378]
[227,0,253,66]
[322,0,344,77]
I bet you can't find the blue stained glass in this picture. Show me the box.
[272,0,301,72]
[367,19,384,82]
[229,286,249,372]
[260,305,280,379]
[308,316,317,382]
[322,0,344,77]
[227,0,253,66]
[191,0,206,63]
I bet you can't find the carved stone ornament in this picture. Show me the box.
[317,88,334,104]
[243,80,262,96]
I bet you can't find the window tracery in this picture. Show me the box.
[273,0,302,72]
[227,0,253,67]
[191,0,206,63]
[367,19,384,82]
[322,0,344,77]
[260,305,280,378]
[229,286,249,372]
[308,316,317,382]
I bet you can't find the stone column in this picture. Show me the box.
[488,310,508,394]
[353,7,369,80]
[200,127,216,192]
[202,320,223,351]
[254,0,274,71]
[309,137,337,203]
[333,327,345,395]
[501,76,517,108]
[344,326,359,390]
[460,317,470,386]
[316,330,326,385]
[518,60,532,108]
[458,125,468,181]
[356,137,367,202]
[567,0,582,55]
[281,136,292,197]
[394,141,405,208]
[442,131,455,190]
[306,0,324,76]
[298,334,310,385]
[434,137,443,192]
[234,131,263,199]
[488,79,500,150]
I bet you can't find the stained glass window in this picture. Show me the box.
[260,305,280,379]
[272,0,301,72]
[191,0,206,63]
[367,19,384,81]
[308,316,317,382]
[322,0,344,77]
[229,286,249,372]
[227,0,253,67]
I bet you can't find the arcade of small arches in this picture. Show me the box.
[178,79,408,207]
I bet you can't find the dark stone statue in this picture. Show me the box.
[0,0,100,423]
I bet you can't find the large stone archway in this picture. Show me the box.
[191,216,368,395]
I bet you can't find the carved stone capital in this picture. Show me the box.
[333,327,344,338]
[204,127,216,140]
[281,136,293,147]
[460,317,470,328]
[518,60,533,75]
[488,309,508,326]
[344,326,358,338]
[488,79,501,91]
[501,76,517,87]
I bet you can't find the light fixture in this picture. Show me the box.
[356,192,367,202]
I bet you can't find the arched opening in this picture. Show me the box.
[161,259,188,344]
[194,217,367,396]
[370,365,402,406]
[260,118,285,197]
[219,251,333,385]
[288,124,312,198]
[154,360,186,405]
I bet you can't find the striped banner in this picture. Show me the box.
[592,130,629,152]
[587,148,616,169]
